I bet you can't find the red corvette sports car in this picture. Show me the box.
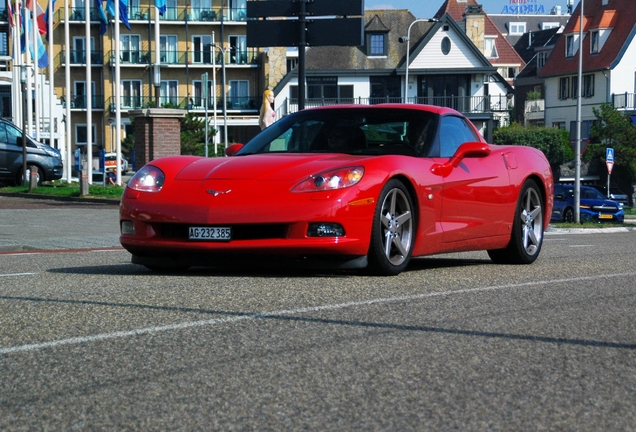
[120,104,553,275]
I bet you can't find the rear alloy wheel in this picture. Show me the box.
[367,180,414,276]
[488,179,544,265]
[563,207,574,223]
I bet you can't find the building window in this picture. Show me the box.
[76,124,97,146]
[537,51,547,69]
[229,80,249,108]
[160,80,179,106]
[591,31,599,54]
[541,22,560,30]
[370,76,401,102]
[121,80,142,108]
[583,74,595,97]
[291,77,353,102]
[559,77,570,99]
[367,33,386,56]
[484,38,498,58]
[508,22,526,35]
[570,76,578,98]
[566,34,575,57]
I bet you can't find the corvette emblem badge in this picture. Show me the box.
[206,189,232,196]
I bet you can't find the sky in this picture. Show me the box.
[364,0,574,18]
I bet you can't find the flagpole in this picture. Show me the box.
[32,3,40,141]
[115,0,122,185]
[25,2,32,138]
[13,0,22,130]
[64,0,71,182]
[48,0,55,151]
[85,0,93,184]
[154,3,160,107]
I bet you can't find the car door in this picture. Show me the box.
[0,122,23,180]
[435,115,514,243]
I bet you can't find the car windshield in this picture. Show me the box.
[237,107,439,157]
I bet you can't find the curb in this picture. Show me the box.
[0,192,120,205]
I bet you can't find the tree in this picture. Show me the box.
[179,112,218,156]
[588,103,636,182]
[492,123,571,166]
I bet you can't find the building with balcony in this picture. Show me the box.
[272,9,513,142]
[539,0,636,131]
[1,0,268,167]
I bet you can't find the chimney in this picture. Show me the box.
[464,5,485,53]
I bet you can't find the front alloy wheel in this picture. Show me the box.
[367,180,414,275]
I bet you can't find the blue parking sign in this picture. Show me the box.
[606,148,614,163]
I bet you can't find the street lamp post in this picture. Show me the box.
[213,43,228,149]
[574,0,584,223]
[399,19,436,104]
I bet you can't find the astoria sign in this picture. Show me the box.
[501,0,547,14]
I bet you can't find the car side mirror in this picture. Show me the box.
[431,142,491,177]
[224,143,244,156]
[16,136,23,147]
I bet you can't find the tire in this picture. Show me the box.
[488,179,544,265]
[563,207,574,223]
[367,180,415,276]
[17,164,43,186]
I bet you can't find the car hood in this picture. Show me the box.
[581,198,621,208]
[174,153,370,182]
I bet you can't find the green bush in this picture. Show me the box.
[493,123,571,165]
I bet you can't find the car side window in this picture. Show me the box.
[4,123,21,146]
[0,123,7,144]
[439,116,479,157]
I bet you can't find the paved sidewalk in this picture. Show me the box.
[0,196,121,252]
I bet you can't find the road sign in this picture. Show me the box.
[201,72,208,100]
[606,147,614,174]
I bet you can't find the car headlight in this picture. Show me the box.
[42,146,61,158]
[127,165,165,192]
[291,166,364,193]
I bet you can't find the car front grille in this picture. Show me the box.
[157,223,288,240]
[591,205,619,212]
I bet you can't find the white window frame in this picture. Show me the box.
[75,123,97,145]
[508,22,526,35]
[484,37,498,59]
[160,80,179,106]
[160,34,178,63]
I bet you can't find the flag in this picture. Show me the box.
[7,1,14,29]
[35,26,49,67]
[95,0,108,35]
[43,0,57,41]
[20,13,26,53]
[35,3,46,35]
[106,0,130,30]
[155,0,166,16]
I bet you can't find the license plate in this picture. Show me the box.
[599,214,613,219]
[189,226,231,241]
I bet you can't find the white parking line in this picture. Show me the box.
[2,271,635,355]
[0,273,36,277]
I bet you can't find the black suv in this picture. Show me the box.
[0,119,64,185]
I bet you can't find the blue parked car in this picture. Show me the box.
[552,184,624,223]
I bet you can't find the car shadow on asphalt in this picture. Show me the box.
[46,256,493,278]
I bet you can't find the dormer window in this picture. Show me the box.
[484,37,498,58]
[508,22,526,35]
[565,34,580,57]
[591,30,600,53]
[367,33,387,57]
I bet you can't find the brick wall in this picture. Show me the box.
[129,108,186,169]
